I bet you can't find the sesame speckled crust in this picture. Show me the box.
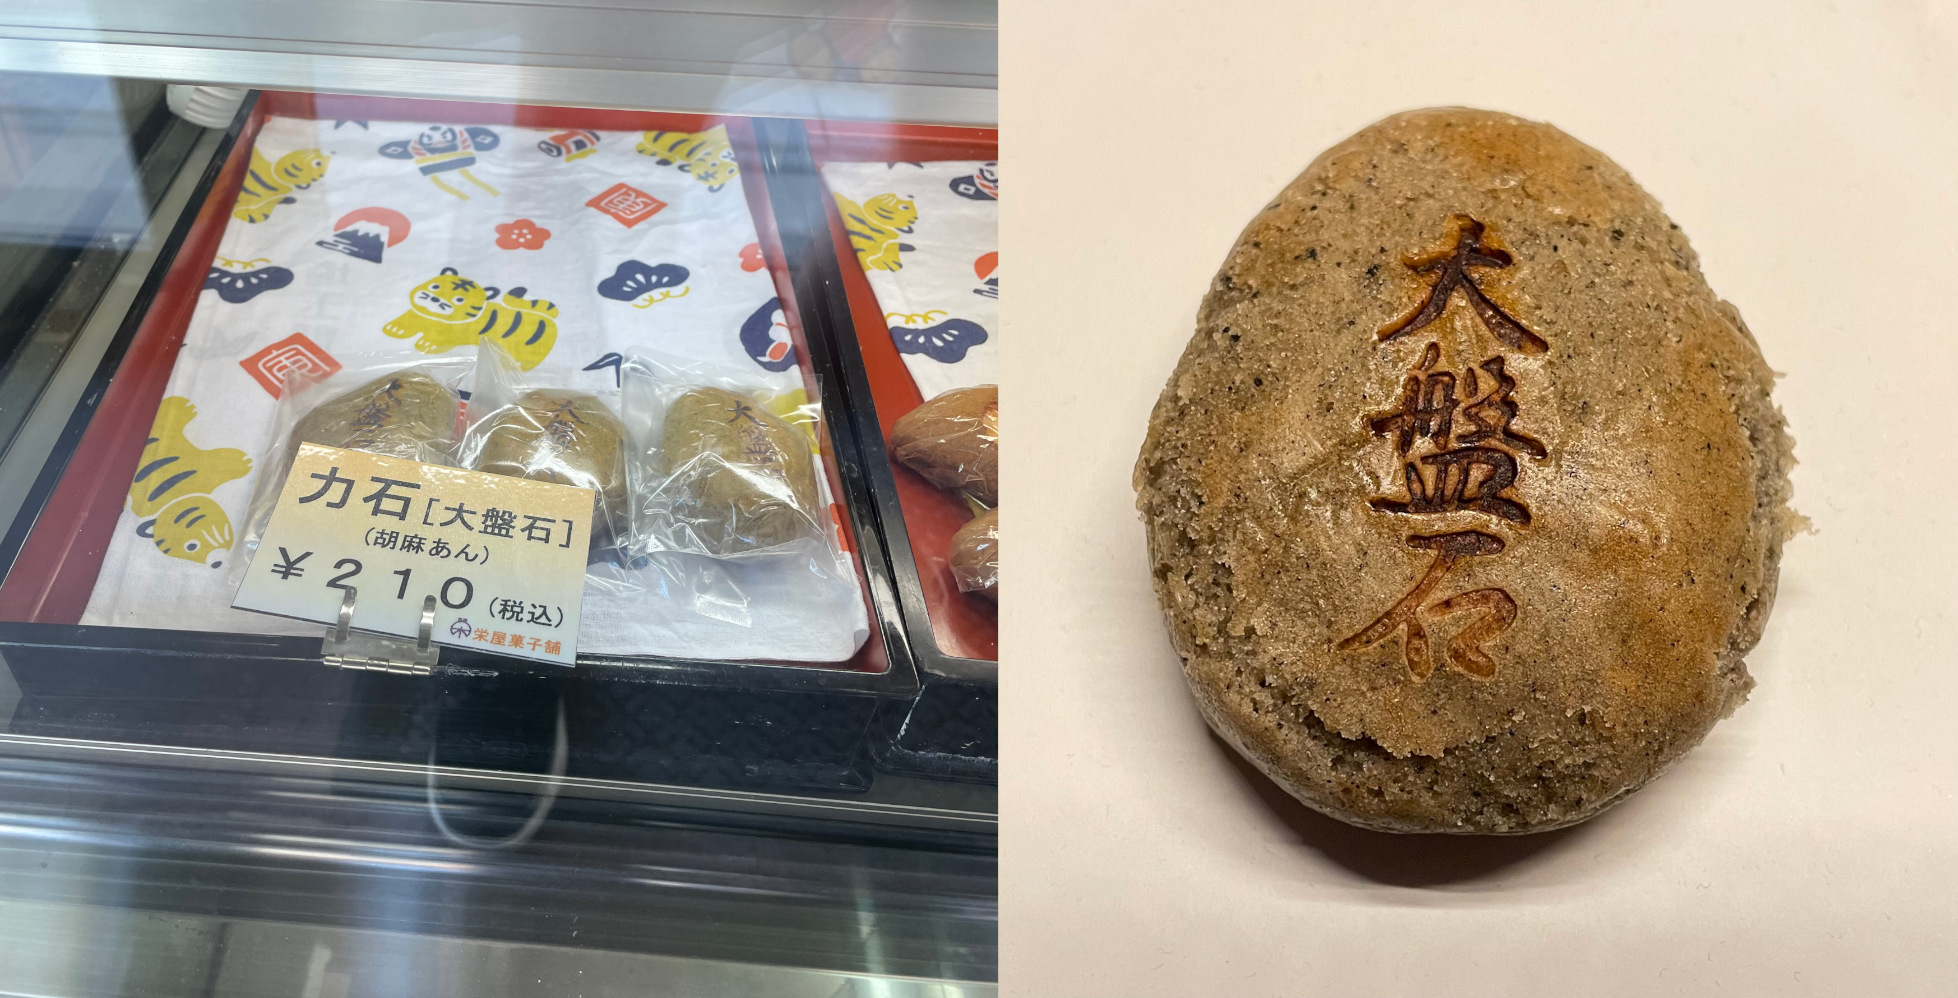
[1134,108,1794,834]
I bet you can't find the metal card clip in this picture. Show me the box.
[320,587,440,675]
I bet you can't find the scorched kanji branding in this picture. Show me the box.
[1340,215,1547,684]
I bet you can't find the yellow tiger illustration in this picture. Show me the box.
[833,192,918,271]
[635,127,740,191]
[129,397,251,567]
[383,267,560,371]
[233,148,331,224]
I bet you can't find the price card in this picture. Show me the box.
[233,443,591,666]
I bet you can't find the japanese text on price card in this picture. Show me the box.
[233,443,591,666]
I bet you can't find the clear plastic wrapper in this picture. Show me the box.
[621,353,828,561]
[577,542,867,659]
[889,384,998,506]
[456,346,633,583]
[596,351,862,647]
[233,356,473,586]
[947,507,999,601]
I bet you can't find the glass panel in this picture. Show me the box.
[0,2,998,125]
[0,4,996,984]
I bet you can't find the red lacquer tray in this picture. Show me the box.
[0,92,908,691]
[806,121,998,668]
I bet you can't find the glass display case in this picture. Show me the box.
[0,3,995,991]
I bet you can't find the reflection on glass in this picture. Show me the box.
[0,7,996,983]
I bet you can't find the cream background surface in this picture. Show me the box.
[999,2,1956,995]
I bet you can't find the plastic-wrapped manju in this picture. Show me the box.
[473,390,628,553]
[290,370,459,465]
[661,387,820,556]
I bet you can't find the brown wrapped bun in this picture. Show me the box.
[1134,108,1794,834]
[890,385,998,505]
[291,370,458,464]
[948,507,999,602]
[473,390,627,551]
[661,387,820,555]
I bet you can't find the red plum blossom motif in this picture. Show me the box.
[495,219,551,250]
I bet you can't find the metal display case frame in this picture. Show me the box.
[0,91,1002,802]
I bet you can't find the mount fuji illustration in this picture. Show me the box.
[315,207,411,263]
